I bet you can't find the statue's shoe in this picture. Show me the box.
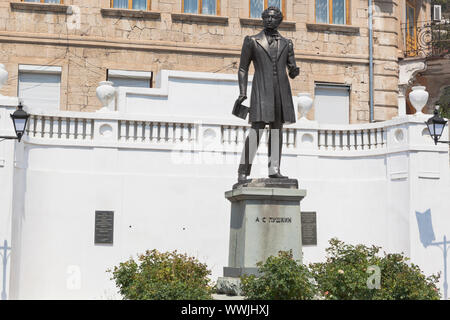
[269,172,288,179]
[238,173,248,183]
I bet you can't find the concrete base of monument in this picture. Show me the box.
[219,178,306,296]
[215,277,244,297]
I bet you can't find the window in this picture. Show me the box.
[22,0,62,3]
[107,69,152,88]
[250,0,284,18]
[315,0,350,24]
[314,83,350,124]
[405,0,417,56]
[183,0,219,15]
[111,0,150,10]
[18,65,61,111]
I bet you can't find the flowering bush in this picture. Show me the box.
[240,251,318,300]
[109,249,213,300]
[309,238,441,300]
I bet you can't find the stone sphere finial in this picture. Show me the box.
[96,81,115,112]
[297,92,313,120]
[409,86,429,115]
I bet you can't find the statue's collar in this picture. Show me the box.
[263,29,280,38]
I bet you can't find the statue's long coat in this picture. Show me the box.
[238,30,299,124]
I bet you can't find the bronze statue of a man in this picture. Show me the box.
[235,6,299,183]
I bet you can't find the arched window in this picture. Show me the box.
[250,0,285,19]
[111,0,150,10]
[315,0,350,24]
[183,0,220,15]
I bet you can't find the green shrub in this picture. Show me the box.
[309,238,441,300]
[240,251,318,300]
[109,249,213,300]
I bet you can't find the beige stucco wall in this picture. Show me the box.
[0,0,412,122]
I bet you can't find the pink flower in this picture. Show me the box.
[324,291,329,295]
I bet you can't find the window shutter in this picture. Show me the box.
[107,69,152,88]
[18,65,61,111]
[314,84,350,124]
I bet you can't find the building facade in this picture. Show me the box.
[0,70,449,299]
[0,0,435,124]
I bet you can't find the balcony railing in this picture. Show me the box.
[402,20,450,57]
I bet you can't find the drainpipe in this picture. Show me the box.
[369,0,374,122]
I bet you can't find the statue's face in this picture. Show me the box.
[262,10,282,31]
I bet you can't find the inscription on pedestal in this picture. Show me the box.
[95,211,114,244]
[255,217,292,223]
[301,211,317,245]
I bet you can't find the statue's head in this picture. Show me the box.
[262,6,283,31]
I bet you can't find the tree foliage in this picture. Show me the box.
[240,251,318,300]
[437,86,450,119]
[309,238,441,300]
[109,249,213,300]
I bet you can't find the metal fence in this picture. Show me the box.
[402,20,450,57]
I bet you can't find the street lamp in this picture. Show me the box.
[425,108,449,145]
[0,102,29,142]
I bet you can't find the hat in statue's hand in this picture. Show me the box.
[232,99,249,120]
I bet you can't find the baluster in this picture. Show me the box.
[182,123,189,144]
[349,130,356,151]
[25,115,33,136]
[136,121,143,141]
[60,117,68,139]
[77,118,84,140]
[161,122,168,142]
[164,123,171,143]
[361,129,367,150]
[326,130,333,150]
[222,126,229,145]
[174,123,181,143]
[68,118,76,140]
[230,126,237,145]
[85,119,92,140]
[287,129,293,148]
[338,130,344,151]
[345,130,351,150]
[55,117,61,139]
[369,129,375,149]
[44,117,52,139]
[236,126,244,147]
[332,130,337,150]
[49,117,56,139]
[34,116,43,138]
[317,130,323,149]
[143,121,150,142]
[119,121,126,141]
[149,122,157,142]
[355,130,362,150]
[190,124,197,142]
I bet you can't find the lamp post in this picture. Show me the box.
[425,108,449,145]
[0,102,29,142]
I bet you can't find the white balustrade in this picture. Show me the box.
[18,109,442,157]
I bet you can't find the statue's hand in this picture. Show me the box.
[289,67,300,79]
[237,95,247,104]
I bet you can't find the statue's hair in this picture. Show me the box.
[261,6,283,22]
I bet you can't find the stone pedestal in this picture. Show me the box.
[216,178,306,296]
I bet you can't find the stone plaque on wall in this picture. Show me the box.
[301,211,317,245]
[95,211,114,244]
